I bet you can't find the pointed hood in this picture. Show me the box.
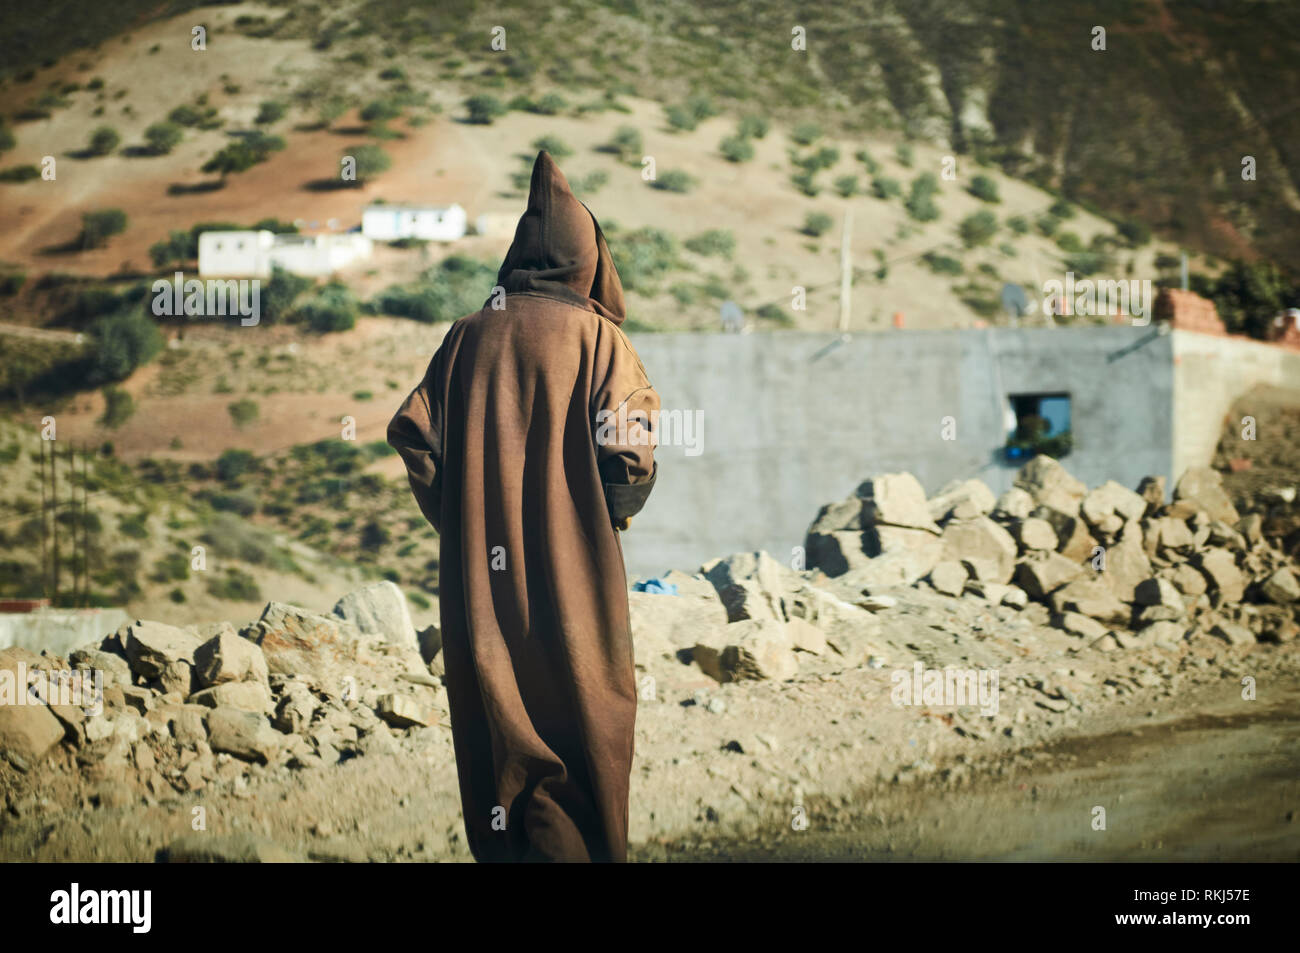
[495,151,626,324]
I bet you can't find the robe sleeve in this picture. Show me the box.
[592,327,660,525]
[388,349,446,534]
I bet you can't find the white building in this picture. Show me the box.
[198,230,373,278]
[362,203,467,242]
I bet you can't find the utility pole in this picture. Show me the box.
[39,438,48,601]
[838,206,853,333]
[51,436,59,606]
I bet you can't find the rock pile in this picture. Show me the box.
[0,581,446,794]
[804,458,1299,650]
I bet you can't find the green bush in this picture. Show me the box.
[922,252,964,275]
[790,122,822,146]
[0,125,15,152]
[530,135,571,158]
[833,175,858,197]
[299,281,358,332]
[684,229,736,258]
[370,256,497,323]
[905,173,940,222]
[531,92,567,115]
[216,448,256,483]
[959,210,999,248]
[791,170,820,196]
[143,121,183,155]
[99,385,135,428]
[1055,231,1084,253]
[80,209,128,248]
[756,303,794,327]
[227,398,260,428]
[85,125,120,156]
[652,170,694,193]
[855,149,879,174]
[606,227,682,294]
[85,308,161,385]
[968,174,1000,203]
[168,104,221,129]
[347,143,391,182]
[719,135,754,162]
[895,143,915,167]
[464,94,505,124]
[255,100,287,125]
[737,115,769,139]
[1006,215,1030,235]
[1048,198,1076,219]
[606,126,642,161]
[0,165,40,182]
[871,176,901,200]
[802,212,834,237]
[207,567,262,602]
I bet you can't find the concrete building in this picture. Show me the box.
[197,230,373,278]
[362,204,467,242]
[619,325,1300,578]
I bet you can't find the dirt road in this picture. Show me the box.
[640,682,1300,862]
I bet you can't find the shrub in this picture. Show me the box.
[922,252,964,275]
[207,567,262,602]
[227,398,260,428]
[86,125,120,156]
[1055,231,1084,253]
[665,104,697,131]
[905,173,940,222]
[371,256,497,322]
[791,170,820,196]
[531,92,567,115]
[684,229,735,258]
[1048,198,1076,219]
[168,104,221,129]
[530,135,571,159]
[833,175,858,197]
[347,143,391,182]
[143,121,182,155]
[255,100,287,125]
[606,126,642,161]
[99,385,135,427]
[464,94,505,124]
[573,169,608,195]
[216,448,256,483]
[0,165,40,182]
[1006,215,1030,235]
[855,149,879,174]
[895,143,915,167]
[968,174,1000,203]
[790,122,822,146]
[958,211,998,247]
[756,303,794,327]
[871,176,901,200]
[79,208,127,248]
[737,115,769,139]
[719,135,754,163]
[0,125,16,152]
[802,212,834,237]
[606,228,681,295]
[1118,220,1152,247]
[652,170,694,193]
[299,281,358,332]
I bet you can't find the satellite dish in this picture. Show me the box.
[1001,283,1029,318]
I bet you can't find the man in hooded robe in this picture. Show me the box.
[388,152,659,863]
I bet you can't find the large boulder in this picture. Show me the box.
[193,626,269,689]
[940,517,1017,583]
[206,706,282,764]
[1260,567,1300,604]
[856,473,941,533]
[806,497,865,536]
[1014,552,1086,600]
[332,581,418,651]
[1099,528,1154,603]
[123,620,202,695]
[1081,481,1149,532]
[993,487,1035,521]
[242,602,364,691]
[804,531,873,577]
[927,478,996,524]
[1049,578,1129,624]
[692,620,798,683]
[1194,550,1246,603]
[702,551,804,623]
[857,525,945,587]
[0,648,67,770]
[1013,456,1086,517]
[1174,467,1239,525]
[629,588,728,654]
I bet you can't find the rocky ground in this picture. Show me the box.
[2,456,1298,862]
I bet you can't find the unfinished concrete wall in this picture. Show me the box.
[1171,330,1300,479]
[622,326,1174,577]
[0,608,128,656]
